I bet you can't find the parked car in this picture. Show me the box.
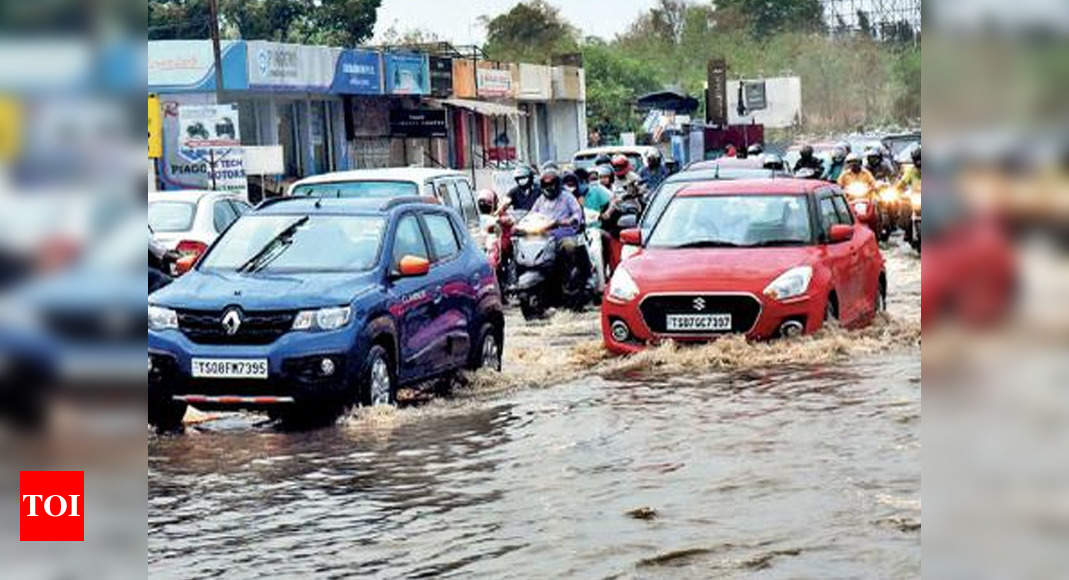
[573,146,660,172]
[148,190,251,263]
[288,168,486,250]
[147,196,505,431]
[601,179,886,354]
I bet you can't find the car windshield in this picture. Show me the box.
[148,201,196,232]
[647,195,813,248]
[199,214,385,273]
[291,181,418,199]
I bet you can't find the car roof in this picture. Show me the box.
[148,190,241,203]
[290,167,467,188]
[675,178,824,197]
[573,146,658,158]
[666,168,782,183]
[685,157,766,171]
[254,196,443,216]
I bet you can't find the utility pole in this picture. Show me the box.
[209,0,225,104]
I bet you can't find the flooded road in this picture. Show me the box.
[149,245,920,578]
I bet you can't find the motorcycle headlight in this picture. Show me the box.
[879,187,898,203]
[763,266,813,301]
[910,192,922,210]
[148,305,178,331]
[292,306,352,331]
[608,267,640,303]
[846,183,869,198]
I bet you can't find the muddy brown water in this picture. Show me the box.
[149,244,920,578]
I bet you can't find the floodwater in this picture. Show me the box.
[148,244,920,578]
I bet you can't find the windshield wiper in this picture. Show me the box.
[670,239,741,249]
[745,239,808,247]
[237,216,310,273]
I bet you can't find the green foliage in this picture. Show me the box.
[582,41,661,136]
[480,0,578,63]
[149,0,213,40]
[714,0,826,38]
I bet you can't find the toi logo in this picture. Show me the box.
[19,471,84,541]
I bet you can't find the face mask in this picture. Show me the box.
[516,177,531,188]
[564,185,576,194]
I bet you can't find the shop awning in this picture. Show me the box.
[434,98,527,117]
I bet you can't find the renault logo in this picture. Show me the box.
[693,297,706,311]
[221,309,242,336]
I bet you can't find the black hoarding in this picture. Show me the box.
[706,58,727,126]
[743,80,767,111]
[429,56,453,98]
[390,109,448,138]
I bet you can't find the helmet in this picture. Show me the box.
[573,167,590,184]
[512,165,534,188]
[611,154,631,177]
[761,153,785,171]
[540,167,562,199]
[561,171,580,190]
[800,144,814,159]
[647,150,662,168]
[477,189,497,214]
[540,161,560,174]
[594,153,612,166]
[596,165,614,181]
[845,152,862,166]
[832,146,847,163]
[747,144,763,156]
[911,145,921,167]
[864,147,882,168]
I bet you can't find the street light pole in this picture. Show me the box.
[209,0,225,104]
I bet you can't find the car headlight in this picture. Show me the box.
[292,306,352,331]
[607,267,640,303]
[148,305,178,331]
[763,266,813,301]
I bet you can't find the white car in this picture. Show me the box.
[148,190,252,260]
[287,168,486,249]
[572,145,660,172]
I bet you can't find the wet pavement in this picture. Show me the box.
[149,244,920,578]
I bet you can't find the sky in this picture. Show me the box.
[372,0,660,46]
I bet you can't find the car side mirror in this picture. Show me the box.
[828,224,854,243]
[175,254,197,275]
[397,255,430,277]
[620,228,642,246]
[617,214,638,229]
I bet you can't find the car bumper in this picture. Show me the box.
[601,292,826,355]
[148,327,365,408]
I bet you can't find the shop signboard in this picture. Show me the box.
[477,67,512,98]
[384,53,429,95]
[517,64,551,101]
[330,49,382,95]
[429,56,453,98]
[148,40,248,92]
[389,109,447,138]
[247,41,337,92]
[174,104,247,195]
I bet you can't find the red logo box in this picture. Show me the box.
[19,471,84,541]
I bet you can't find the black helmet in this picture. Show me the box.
[594,153,612,166]
[512,165,534,188]
[761,153,785,171]
[800,144,814,160]
[561,170,579,189]
[540,167,562,199]
[911,145,921,167]
[864,147,882,165]
[747,143,763,156]
[573,167,590,184]
[647,150,662,168]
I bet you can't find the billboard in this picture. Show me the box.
[477,68,512,98]
[330,49,382,95]
[727,76,802,128]
[169,104,247,195]
[390,109,448,138]
[429,56,453,98]
[246,41,338,92]
[384,53,429,95]
[147,40,248,92]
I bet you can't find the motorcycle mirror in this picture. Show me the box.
[397,255,430,277]
[620,228,642,246]
[617,215,638,229]
[828,224,854,243]
[175,255,197,275]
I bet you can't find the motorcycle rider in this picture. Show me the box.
[610,154,644,198]
[864,147,896,181]
[838,152,877,190]
[640,150,670,192]
[896,146,921,191]
[531,168,589,296]
[498,165,540,214]
[477,189,498,215]
[793,144,826,176]
[825,145,848,182]
[594,153,612,168]
[761,153,787,172]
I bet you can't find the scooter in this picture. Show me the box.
[584,208,608,300]
[512,213,594,320]
[874,181,898,242]
[603,189,645,272]
[844,181,888,241]
[483,210,524,302]
[908,185,921,252]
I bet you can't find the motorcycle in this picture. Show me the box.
[874,180,899,242]
[483,210,524,302]
[908,185,921,252]
[603,186,645,272]
[584,208,608,300]
[844,181,891,242]
[512,213,595,320]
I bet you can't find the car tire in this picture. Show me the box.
[468,323,502,372]
[824,295,839,323]
[520,294,545,320]
[148,389,187,433]
[875,282,887,314]
[360,345,396,407]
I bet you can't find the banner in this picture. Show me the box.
[429,56,453,98]
[384,53,429,95]
[331,50,382,95]
[477,68,512,98]
[247,41,337,92]
[148,40,248,92]
[173,104,247,195]
[389,109,447,138]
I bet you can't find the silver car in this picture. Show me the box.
[148,190,251,259]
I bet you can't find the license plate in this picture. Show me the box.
[665,314,732,332]
[191,358,268,379]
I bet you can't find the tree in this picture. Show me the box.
[480,0,578,63]
[581,41,661,137]
[714,0,825,38]
[149,0,213,40]
[308,0,381,46]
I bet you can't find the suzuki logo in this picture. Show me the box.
[221,309,242,336]
[693,297,706,311]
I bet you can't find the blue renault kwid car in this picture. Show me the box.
[148,196,504,430]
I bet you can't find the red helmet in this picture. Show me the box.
[611,154,631,177]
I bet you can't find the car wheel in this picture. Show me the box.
[875,283,887,314]
[148,389,187,433]
[468,323,502,371]
[824,295,839,323]
[360,345,396,407]
[520,294,545,320]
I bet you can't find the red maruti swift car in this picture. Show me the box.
[601,179,886,354]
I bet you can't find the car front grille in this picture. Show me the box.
[176,309,297,345]
[639,294,762,335]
